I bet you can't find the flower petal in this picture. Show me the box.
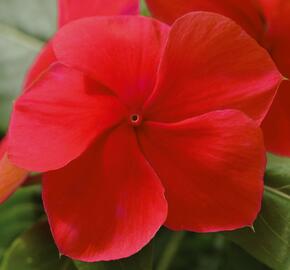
[259,0,290,79]
[146,0,264,41]
[53,16,169,109]
[43,124,167,262]
[138,110,265,232]
[258,0,290,156]
[144,12,282,124]
[8,64,126,172]
[0,154,28,203]
[23,42,56,89]
[58,0,140,27]
[262,82,290,156]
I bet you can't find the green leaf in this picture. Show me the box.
[74,243,153,270]
[153,228,269,270]
[0,0,56,40]
[156,229,227,270]
[222,243,270,270]
[0,220,76,270]
[140,0,151,16]
[0,185,43,261]
[226,154,290,270]
[0,0,57,132]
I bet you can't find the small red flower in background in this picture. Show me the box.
[4,12,282,261]
[0,138,27,203]
[0,0,139,202]
[0,137,7,162]
[59,0,139,26]
[146,0,290,156]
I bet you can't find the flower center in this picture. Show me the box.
[130,114,142,126]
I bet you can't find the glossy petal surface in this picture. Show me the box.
[54,16,169,109]
[138,110,265,232]
[145,12,282,124]
[43,125,167,261]
[58,0,140,27]
[9,64,125,171]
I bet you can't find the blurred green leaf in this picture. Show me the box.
[0,220,76,270]
[74,243,153,270]
[226,154,290,270]
[156,230,227,270]
[140,0,150,16]
[0,0,56,132]
[153,228,270,270]
[0,0,56,40]
[222,243,269,270]
[0,185,42,261]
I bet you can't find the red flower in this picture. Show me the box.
[146,0,290,156]
[0,0,139,202]
[5,13,282,261]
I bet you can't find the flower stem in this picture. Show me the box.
[157,231,186,270]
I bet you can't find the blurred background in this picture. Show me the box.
[0,0,56,136]
[0,1,289,269]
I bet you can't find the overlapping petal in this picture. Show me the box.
[138,110,265,232]
[146,0,264,41]
[144,12,282,124]
[53,16,169,109]
[257,0,290,156]
[23,42,56,89]
[58,0,140,27]
[8,64,126,172]
[43,124,167,261]
[25,0,141,89]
